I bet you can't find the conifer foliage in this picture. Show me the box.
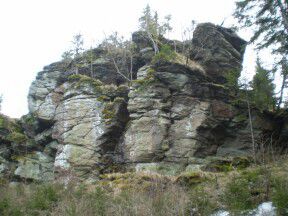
[234,0,288,108]
[251,59,276,111]
[138,5,172,54]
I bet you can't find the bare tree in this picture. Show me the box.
[181,20,197,66]
[103,32,134,82]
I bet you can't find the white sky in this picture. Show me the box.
[0,0,259,118]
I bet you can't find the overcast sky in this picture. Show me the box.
[0,0,258,118]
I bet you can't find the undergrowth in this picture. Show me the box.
[0,161,288,215]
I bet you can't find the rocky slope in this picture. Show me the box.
[1,23,287,182]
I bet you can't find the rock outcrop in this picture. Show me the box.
[1,23,287,182]
[190,23,247,83]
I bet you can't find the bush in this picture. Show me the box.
[222,177,255,214]
[152,44,176,64]
[187,187,217,216]
[27,184,60,211]
[68,74,103,88]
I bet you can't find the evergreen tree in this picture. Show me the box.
[0,94,2,111]
[71,33,84,58]
[251,59,276,111]
[138,5,172,54]
[61,50,73,62]
[234,0,288,54]
[233,0,288,108]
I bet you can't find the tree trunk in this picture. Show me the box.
[277,72,286,108]
[246,91,257,163]
[147,31,159,54]
[111,58,131,82]
[130,54,133,81]
[277,57,288,108]
[146,16,159,54]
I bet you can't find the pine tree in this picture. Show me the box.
[138,5,172,54]
[251,59,276,111]
[71,33,84,58]
[0,94,3,112]
[234,0,288,53]
[139,5,159,54]
[234,0,288,107]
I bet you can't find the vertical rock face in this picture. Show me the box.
[26,70,129,180]
[124,74,171,162]
[28,70,64,121]
[52,89,105,179]
[3,23,288,182]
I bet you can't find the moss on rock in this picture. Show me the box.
[6,132,27,144]
[176,172,207,187]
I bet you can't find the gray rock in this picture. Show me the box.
[34,128,53,145]
[135,162,185,175]
[28,70,63,121]
[14,152,54,181]
[190,23,247,83]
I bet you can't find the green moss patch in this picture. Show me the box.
[7,132,27,144]
[176,172,207,187]
[204,157,251,172]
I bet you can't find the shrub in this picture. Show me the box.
[152,44,176,64]
[27,184,60,211]
[187,187,217,216]
[68,74,103,88]
[222,177,255,214]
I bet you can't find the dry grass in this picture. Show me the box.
[174,53,206,75]
[1,158,288,215]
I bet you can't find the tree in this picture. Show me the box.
[71,33,84,58]
[139,5,172,54]
[239,78,257,163]
[82,46,96,78]
[276,56,288,108]
[0,94,2,111]
[233,0,288,107]
[61,50,73,62]
[251,58,276,111]
[102,32,134,82]
[181,20,197,66]
[234,0,288,53]
[62,33,85,74]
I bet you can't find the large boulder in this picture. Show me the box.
[190,23,247,83]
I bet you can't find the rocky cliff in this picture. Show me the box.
[1,23,287,182]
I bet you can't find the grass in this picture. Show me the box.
[271,177,288,215]
[1,158,288,215]
[0,180,190,216]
